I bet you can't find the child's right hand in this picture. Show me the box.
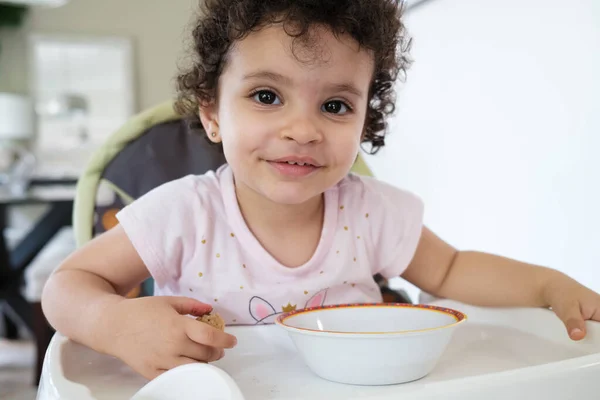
[98,295,237,380]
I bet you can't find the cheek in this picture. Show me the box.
[335,124,363,154]
[221,112,280,154]
[220,119,267,164]
[220,97,269,137]
[325,131,361,173]
[340,138,361,165]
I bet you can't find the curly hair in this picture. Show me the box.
[175,0,411,154]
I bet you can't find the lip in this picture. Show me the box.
[270,156,322,167]
[267,160,321,178]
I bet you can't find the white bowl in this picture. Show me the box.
[275,303,467,386]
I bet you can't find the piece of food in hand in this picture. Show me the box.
[196,312,225,331]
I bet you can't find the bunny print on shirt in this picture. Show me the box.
[249,289,329,324]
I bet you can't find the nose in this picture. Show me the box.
[280,115,323,145]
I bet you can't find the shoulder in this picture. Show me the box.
[150,166,227,203]
[336,175,425,278]
[337,173,424,216]
[117,166,229,225]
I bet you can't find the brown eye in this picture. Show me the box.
[253,90,281,105]
[322,100,350,114]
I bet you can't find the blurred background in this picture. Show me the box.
[0,0,598,398]
[0,0,200,398]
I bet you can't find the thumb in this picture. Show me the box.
[166,296,213,317]
[553,301,586,341]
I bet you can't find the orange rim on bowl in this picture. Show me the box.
[275,303,467,335]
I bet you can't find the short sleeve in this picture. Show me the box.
[116,175,202,288]
[364,178,425,278]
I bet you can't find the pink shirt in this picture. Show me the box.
[117,165,424,325]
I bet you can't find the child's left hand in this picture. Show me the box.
[543,273,600,340]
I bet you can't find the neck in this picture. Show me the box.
[234,183,324,235]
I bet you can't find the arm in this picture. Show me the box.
[401,226,557,308]
[42,225,237,379]
[42,225,151,353]
[402,226,600,340]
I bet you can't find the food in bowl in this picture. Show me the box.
[275,303,466,386]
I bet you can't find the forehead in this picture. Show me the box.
[224,24,375,82]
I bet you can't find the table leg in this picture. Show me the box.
[3,293,33,332]
[10,201,73,273]
[0,203,19,338]
[3,311,18,338]
[0,201,73,337]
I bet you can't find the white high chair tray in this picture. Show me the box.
[38,299,600,400]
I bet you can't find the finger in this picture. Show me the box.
[167,296,213,317]
[181,339,224,363]
[590,307,600,323]
[553,301,586,341]
[185,319,238,349]
[580,293,600,323]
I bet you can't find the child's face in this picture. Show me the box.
[201,24,374,205]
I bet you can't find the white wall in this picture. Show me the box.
[369,0,600,297]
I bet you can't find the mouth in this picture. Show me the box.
[266,156,323,178]
[270,156,322,168]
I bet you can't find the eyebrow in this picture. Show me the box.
[243,70,365,99]
[328,83,364,99]
[243,70,293,85]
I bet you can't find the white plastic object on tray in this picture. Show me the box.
[130,363,245,400]
[37,299,600,400]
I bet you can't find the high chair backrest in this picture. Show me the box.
[73,101,224,246]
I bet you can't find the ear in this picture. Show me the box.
[249,296,277,322]
[305,289,328,308]
[198,101,221,143]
